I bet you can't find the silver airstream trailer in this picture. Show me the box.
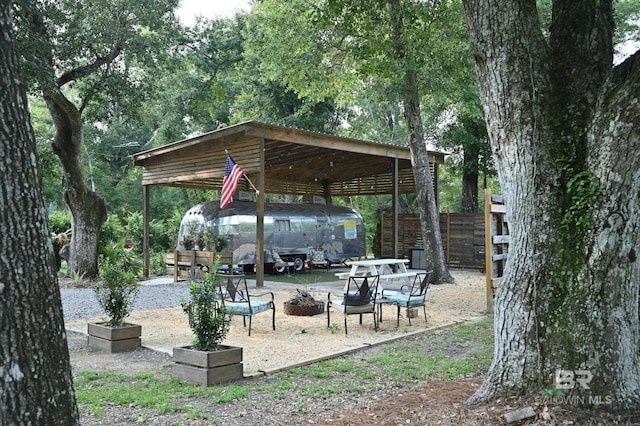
[176,199,366,274]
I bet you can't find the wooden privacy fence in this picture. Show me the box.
[379,212,486,271]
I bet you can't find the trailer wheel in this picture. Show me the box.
[274,264,288,274]
[293,257,305,272]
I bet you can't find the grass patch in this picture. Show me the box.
[74,319,493,420]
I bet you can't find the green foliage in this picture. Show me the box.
[95,249,140,327]
[71,270,87,287]
[99,216,125,253]
[49,209,72,234]
[181,221,201,251]
[100,241,143,277]
[122,212,144,253]
[99,210,180,257]
[247,0,477,135]
[150,218,177,252]
[439,114,494,172]
[180,258,232,351]
[149,252,168,275]
[31,99,64,208]
[614,1,640,45]
[203,225,227,252]
[327,323,340,334]
[438,166,463,213]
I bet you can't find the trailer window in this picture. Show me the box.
[274,219,291,232]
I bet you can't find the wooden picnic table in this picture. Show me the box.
[336,258,422,287]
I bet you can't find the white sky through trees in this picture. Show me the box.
[177,0,251,25]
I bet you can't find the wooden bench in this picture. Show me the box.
[165,250,234,283]
[379,271,428,287]
[335,271,372,280]
[378,272,420,280]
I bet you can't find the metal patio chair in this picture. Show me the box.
[327,275,380,334]
[217,275,276,336]
[381,271,432,326]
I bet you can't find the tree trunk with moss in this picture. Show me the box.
[46,92,108,278]
[0,4,79,422]
[387,0,453,284]
[22,5,110,278]
[463,0,640,408]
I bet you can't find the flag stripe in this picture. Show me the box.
[220,155,244,209]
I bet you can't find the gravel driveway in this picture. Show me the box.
[60,278,188,322]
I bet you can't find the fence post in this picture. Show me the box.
[446,210,451,265]
[484,188,494,313]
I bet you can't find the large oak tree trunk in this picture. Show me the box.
[387,0,453,283]
[23,4,109,279]
[0,3,79,422]
[463,0,640,408]
[46,93,108,278]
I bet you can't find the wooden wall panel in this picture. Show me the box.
[379,212,486,271]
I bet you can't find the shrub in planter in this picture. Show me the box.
[89,247,141,352]
[175,257,242,385]
[180,257,232,351]
[94,257,140,327]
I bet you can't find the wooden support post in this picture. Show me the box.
[446,210,451,265]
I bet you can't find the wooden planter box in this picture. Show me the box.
[173,345,243,386]
[87,322,141,353]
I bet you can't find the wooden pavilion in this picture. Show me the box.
[132,121,446,286]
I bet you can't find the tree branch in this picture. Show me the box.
[56,41,124,87]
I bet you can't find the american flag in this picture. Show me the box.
[220,154,244,209]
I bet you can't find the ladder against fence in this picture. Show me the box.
[484,188,510,313]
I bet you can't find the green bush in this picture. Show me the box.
[100,240,143,277]
[150,251,167,275]
[95,255,140,327]
[149,217,178,252]
[122,211,144,254]
[49,209,71,234]
[180,257,232,351]
[100,215,125,253]
[100,210,181,255]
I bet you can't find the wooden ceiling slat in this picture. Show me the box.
[133,121,445,197]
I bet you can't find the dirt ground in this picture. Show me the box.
[65,269,487,376]
[64,270,640,425]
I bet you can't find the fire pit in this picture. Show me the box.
[283,289,325,316]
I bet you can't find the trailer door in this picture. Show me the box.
[315,214,329,248]
[273,218,291,248]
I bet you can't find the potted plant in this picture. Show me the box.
[173,256,243,386]
[203,226,227,252]
[88,242,142,352]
